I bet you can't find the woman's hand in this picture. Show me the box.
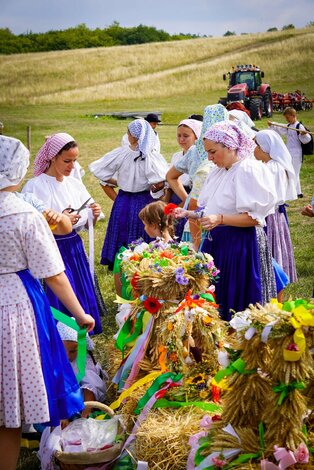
[89,202,102,221]
[199,214,221,230]
[150,181,165,193]
[43,209,62,227]
[63,209,82,226]
[75,313,95,333]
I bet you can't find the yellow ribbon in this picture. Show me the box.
[114,294,140,305]
[211,377,231,391]
[109,371,162,410]
[284,306,314,361]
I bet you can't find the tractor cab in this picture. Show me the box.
[223,65,264,93]
[219,64,272,120]
[231,71,262,92]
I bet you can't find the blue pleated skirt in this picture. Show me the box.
[101,189,154,269]
[45,231,102,334]
[17,270,84,426]
[201,226,262,321]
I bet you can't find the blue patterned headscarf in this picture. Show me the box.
[195,104,229,161]
[128,119,158,156]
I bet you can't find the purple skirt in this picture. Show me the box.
[101,189,154,269]
[45,231,102,334]
[265,209,297,283]
[201,226,262,321]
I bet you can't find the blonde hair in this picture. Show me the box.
[139,201,175,239]
[283,107,297,117]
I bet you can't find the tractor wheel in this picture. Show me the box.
[263,93,273,117]
[249,98,263,120]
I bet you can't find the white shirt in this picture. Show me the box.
[89,145,168,193]
[22,173,94,231]
[270,121,311,159]
[198,159,276,226]
[171,151,191,187]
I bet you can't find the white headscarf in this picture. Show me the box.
[228,109,255,128]
[178,119,203,139]
[0,135,29,189]
[255,129,297,201]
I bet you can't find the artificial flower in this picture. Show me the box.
[168,352,178,362]
[294,442,309,464]
[130,273,140,290]
[143,296,162,314]
[164,203,178,215]
[160,250,175,259]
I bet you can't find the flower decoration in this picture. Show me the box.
[143,296,162,314]
[164,203,178,215]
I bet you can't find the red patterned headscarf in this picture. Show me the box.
[33,133,76,176]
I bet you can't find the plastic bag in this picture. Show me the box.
[60,416,119,453]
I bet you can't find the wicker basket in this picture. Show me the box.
[54,401,123,470]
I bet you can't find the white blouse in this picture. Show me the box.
[270,121,311,159]
[89,146,168,193]
[22,173,94,231]
[198,159,276,226]
[171,151,191,187]
[265,160,296,206]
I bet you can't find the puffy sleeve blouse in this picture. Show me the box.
[198,159,276,226]
[22,174,94,231]
[89,146,168,192]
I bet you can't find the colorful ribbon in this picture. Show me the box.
[214,358,256,383]
[109,371,162,411]
[115,311,145,358]
[134,372,183,415]
[153,398,222,413]
[272,381,305,405]
[51,307,87,383]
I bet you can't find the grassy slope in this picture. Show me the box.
[1,27,314,330]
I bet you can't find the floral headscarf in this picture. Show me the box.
[204,121,256,160]
[33,133,76,176]
[0,135,29,189]
[196,104,229,161]
[128,119,158,156]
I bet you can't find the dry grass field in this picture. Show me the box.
[1,27,314,105]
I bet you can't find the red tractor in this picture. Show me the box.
[218,64,273,120]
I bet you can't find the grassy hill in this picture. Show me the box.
[1,26,313,312]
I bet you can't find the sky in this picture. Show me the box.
[1,0,313,37]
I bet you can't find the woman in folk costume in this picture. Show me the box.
[22,133,104,334]
[167,104,229,249]
[168,118,202,240]
[0,136,94,470]
[89,118,169,270]
[254,129,298,283]
[198,121,277,321]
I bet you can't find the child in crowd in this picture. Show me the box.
[268,107,311,198]
[139,200,175,243]
[57,321,107,414]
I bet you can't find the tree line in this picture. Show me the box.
[0,22,205,55]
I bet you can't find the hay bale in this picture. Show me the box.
[134,407,206,470]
